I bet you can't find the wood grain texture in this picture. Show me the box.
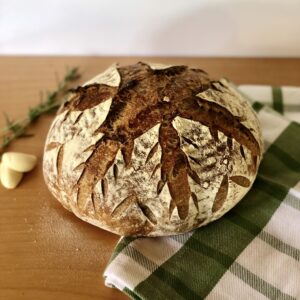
[1,56,300,300]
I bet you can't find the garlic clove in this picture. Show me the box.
[0,162,23,189]
[2,152,37,172]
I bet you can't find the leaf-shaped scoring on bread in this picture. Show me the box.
[191,192,199,212]
[230,176,251,187]
[60,84,118,114]
[212,175,229,212]
[113,164,119,182]
[111,194,137,216]
[101,178,108,198]
[169,198,176,218]
[145,142,159,164]
[76,138,120,210]
[56,145,65,184]
[137,202,158,224]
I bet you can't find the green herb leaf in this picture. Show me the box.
[0,67,81,153]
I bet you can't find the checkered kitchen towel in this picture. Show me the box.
[104,84,300,300]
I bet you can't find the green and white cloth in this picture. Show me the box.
[104,84,300,300]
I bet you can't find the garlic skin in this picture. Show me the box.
[0,161,23,189]
[2,152,37,172]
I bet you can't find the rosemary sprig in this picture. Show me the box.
[0,67,81,154]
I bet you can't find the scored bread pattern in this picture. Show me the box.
[43,62,263,236]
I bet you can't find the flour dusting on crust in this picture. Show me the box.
[43,62,263,236]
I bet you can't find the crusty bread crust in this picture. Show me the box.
[43,62,263,236]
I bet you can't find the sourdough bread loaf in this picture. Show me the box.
[43,62,263,236]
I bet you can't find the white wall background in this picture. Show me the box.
[0,0,300,57]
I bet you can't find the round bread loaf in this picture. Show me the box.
[43,62,263,236]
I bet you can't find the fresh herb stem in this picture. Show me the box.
[0,67,81,154]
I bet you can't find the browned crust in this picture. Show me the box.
[159,121,191,220]
[60,84,118,113]
[76,138,120,210]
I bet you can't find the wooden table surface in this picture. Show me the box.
[0,56,300,300]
